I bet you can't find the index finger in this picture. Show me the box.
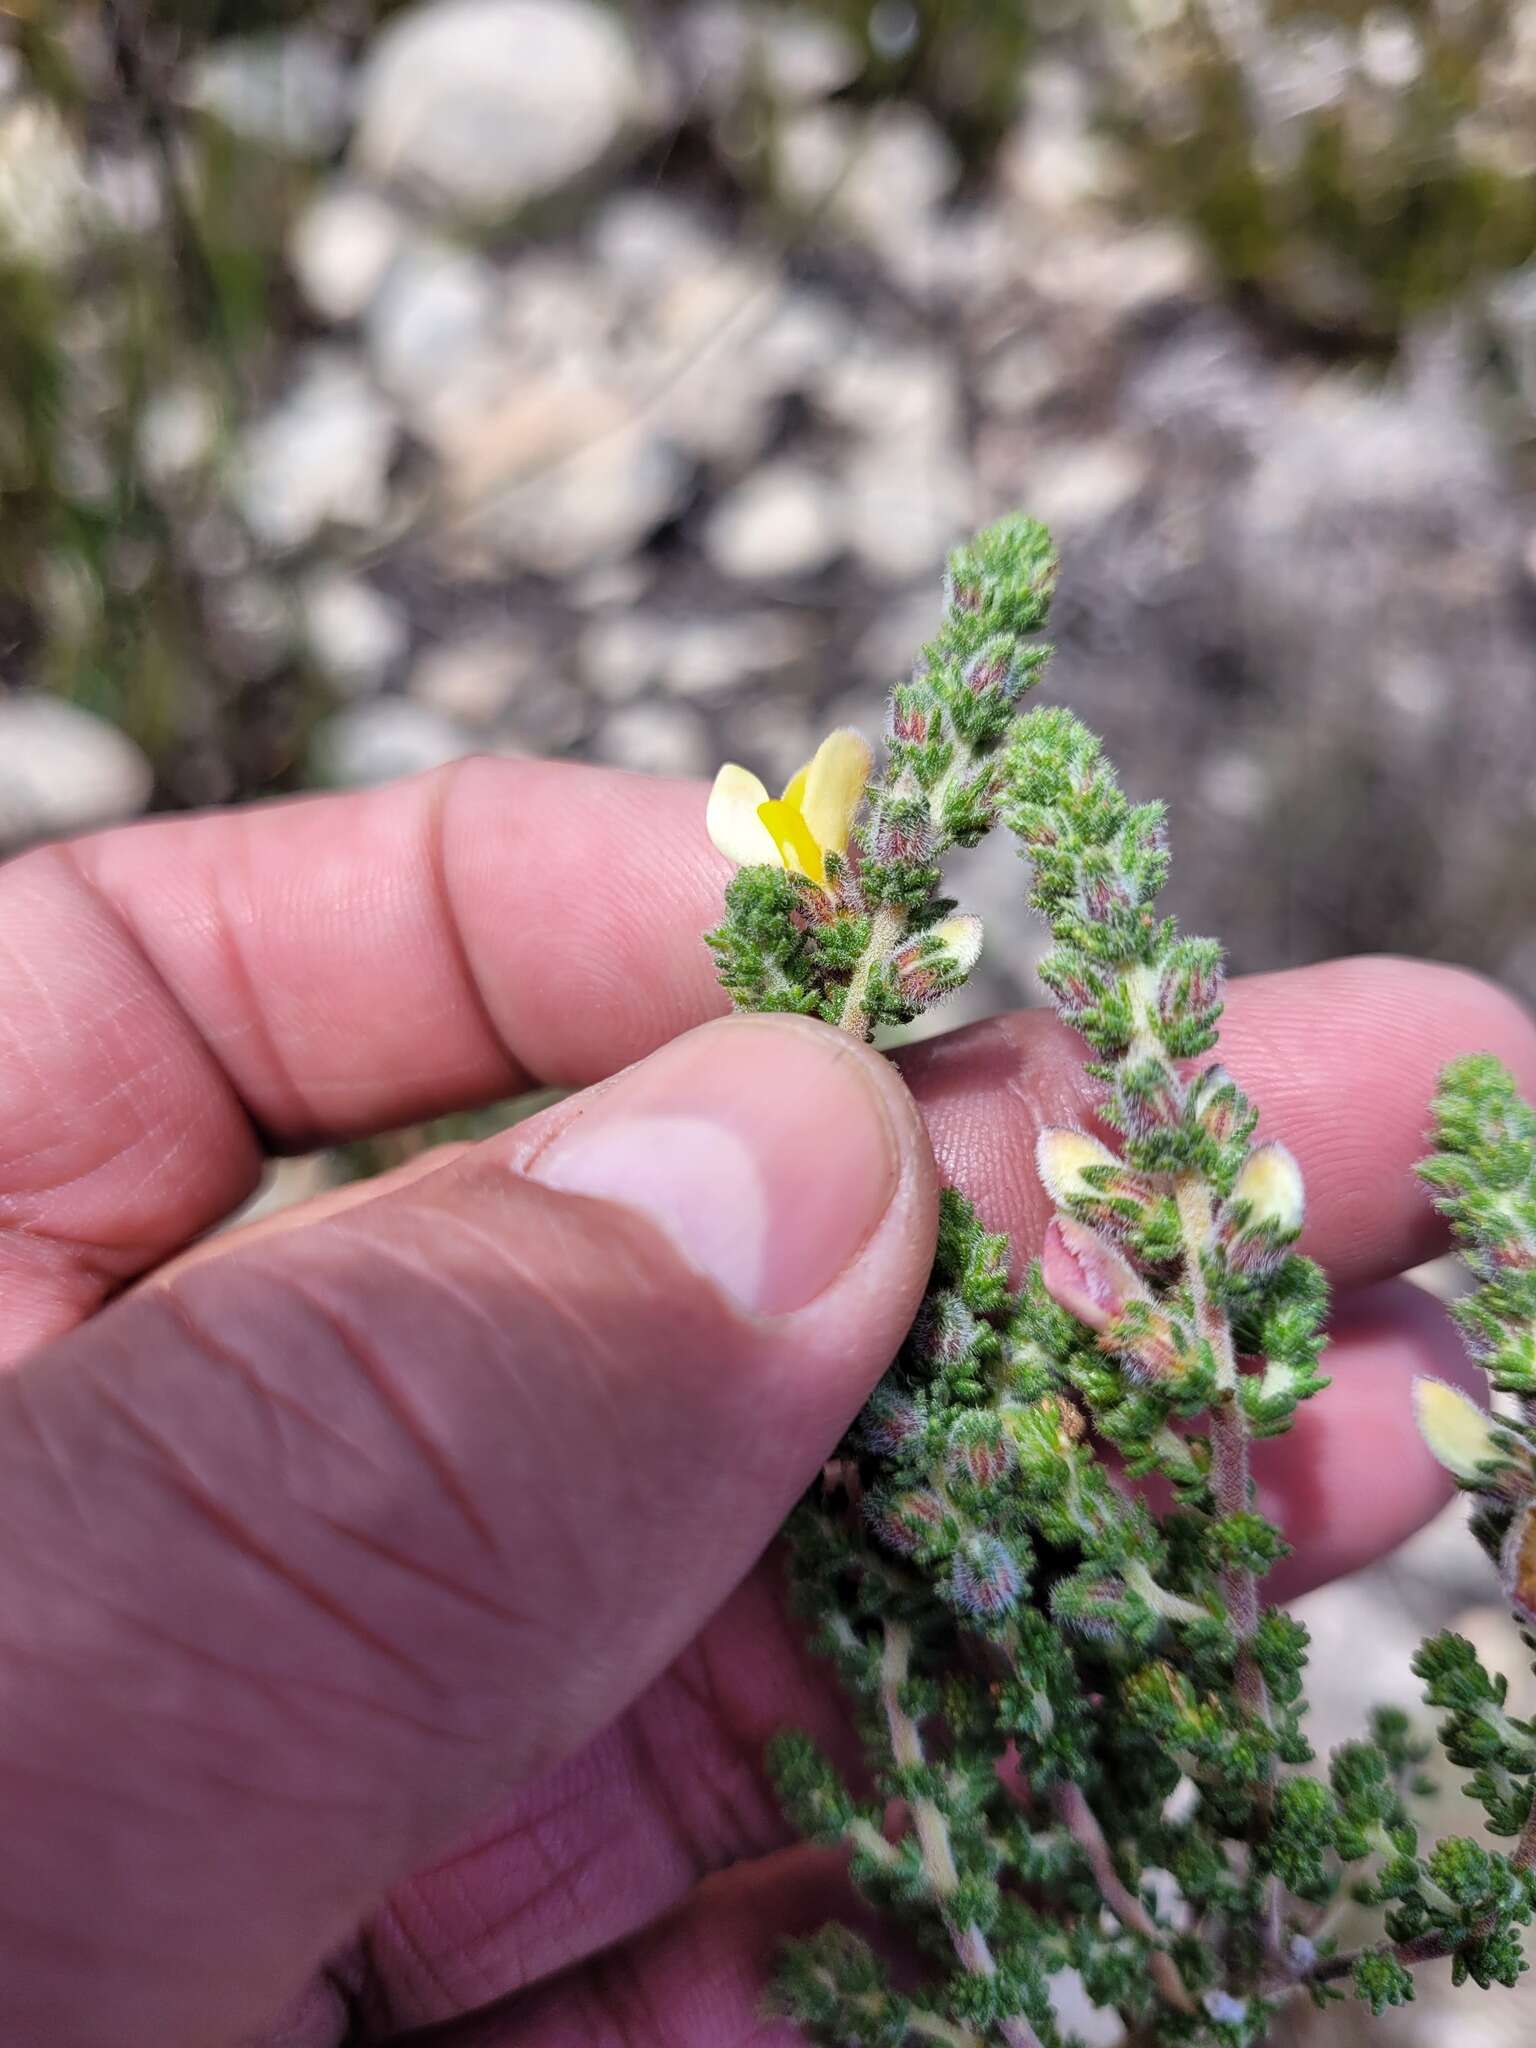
[1,756,1532,1361]
[0,759,730,1355]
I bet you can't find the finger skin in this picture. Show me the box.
[351,1275,1480,2033]
[899,955,1536,1292]
[1,749,1533,1357]
[396,1845,853,2048]
[0,762,723,1358]
[0,1021,935,2048]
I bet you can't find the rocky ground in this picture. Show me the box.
[6,6,1536,2040]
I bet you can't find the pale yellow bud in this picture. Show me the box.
[1230,1142,1305,1240]
[930,913,984,974]
[1036,1128,1121,1208]
[1414,1378,1503,1485]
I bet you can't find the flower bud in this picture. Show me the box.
[888,687,931,745]
[1038,951,1110,1028]
[1041,1216,1146,1333]
[867,797,936,869]
[1232,1143,1304,1236]
[1003,1392,1087,1471]
[859,1382,926,1457]
[1036,1128,1120,1207]
[962,633,1029,704]
[949,1534,1025,1618]
[1036,1129,1158,1244]
[1080,870,1133,924]
[1051,1571,1129,1642]
[888,914,983,1008]
[907,1287,986,1372]
[1186,1066,1253,1145]
[1157,939,1223,1035]
[866,1485,947,1558]
[1113,1056,1186,1140]
[944,1413,1015,1491]
[1414,1377,1504,1486]
[1220,1142,1304,1274]
[1105,1299,1188,1383]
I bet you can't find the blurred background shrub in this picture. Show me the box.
[5,9,1536,2036]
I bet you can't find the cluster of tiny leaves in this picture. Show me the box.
[707,518,1536,2045]
[706,516,1057,1033]
[1422,1057,1536,1400]
[1408,1056,1536,1972]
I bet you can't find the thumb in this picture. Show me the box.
[0,1013,936,2048]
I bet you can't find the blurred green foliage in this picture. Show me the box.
[1100,0,1536,343]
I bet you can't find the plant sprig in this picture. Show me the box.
[702,515,1536,2044]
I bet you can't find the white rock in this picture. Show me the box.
[0,101,89,266]
[0,695,153,848]
[1028,439,1147,534]
[703,461,843,581]
[310,700,474,787]
[682,2,861,108]
[595,702,709,778]
[841,441,974,584]
[566,557,655,611]
[463,428,689,575]
[365,239,500,425]
[236,351,398,551]
[302,573,409,695]
[137,382,221,488]
[209,575,294,681]
[752,288,851,392]
[288,186,404,324]
[186,31,352,157]
[591,190,720,291]
[662,612,810,697]
[816,338,962,444]
[503,677,589,753]
[1198,750,1270,822]
[409,628,542,726]
[777,102,959,276]
[758,8,863,101]
[579,613,671,701]
[87,150,162,238]
[355,0,654,216]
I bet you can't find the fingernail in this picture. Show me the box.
[529,1017,905,1315]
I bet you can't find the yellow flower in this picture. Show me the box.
[706,728,873,888]
[1414,1377,1502,1485]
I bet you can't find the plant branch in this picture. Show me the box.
[880,1624,1046,2048]
[1054,1782,1197,2015]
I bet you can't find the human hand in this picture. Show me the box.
[0,760,1530,2048]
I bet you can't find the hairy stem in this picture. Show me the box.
[881,1624,1046,2048]
[1176,1175,1273,1737]
[838,904,907,1037]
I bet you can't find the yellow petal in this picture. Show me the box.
[1230,1142,1305,1238]
[1037,1128,1122,1208]
[757,797,826,884]
[782,762,811,813]
[798,728,873,858]
[706,764,781,868]
[1414,1377,1501,1484]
